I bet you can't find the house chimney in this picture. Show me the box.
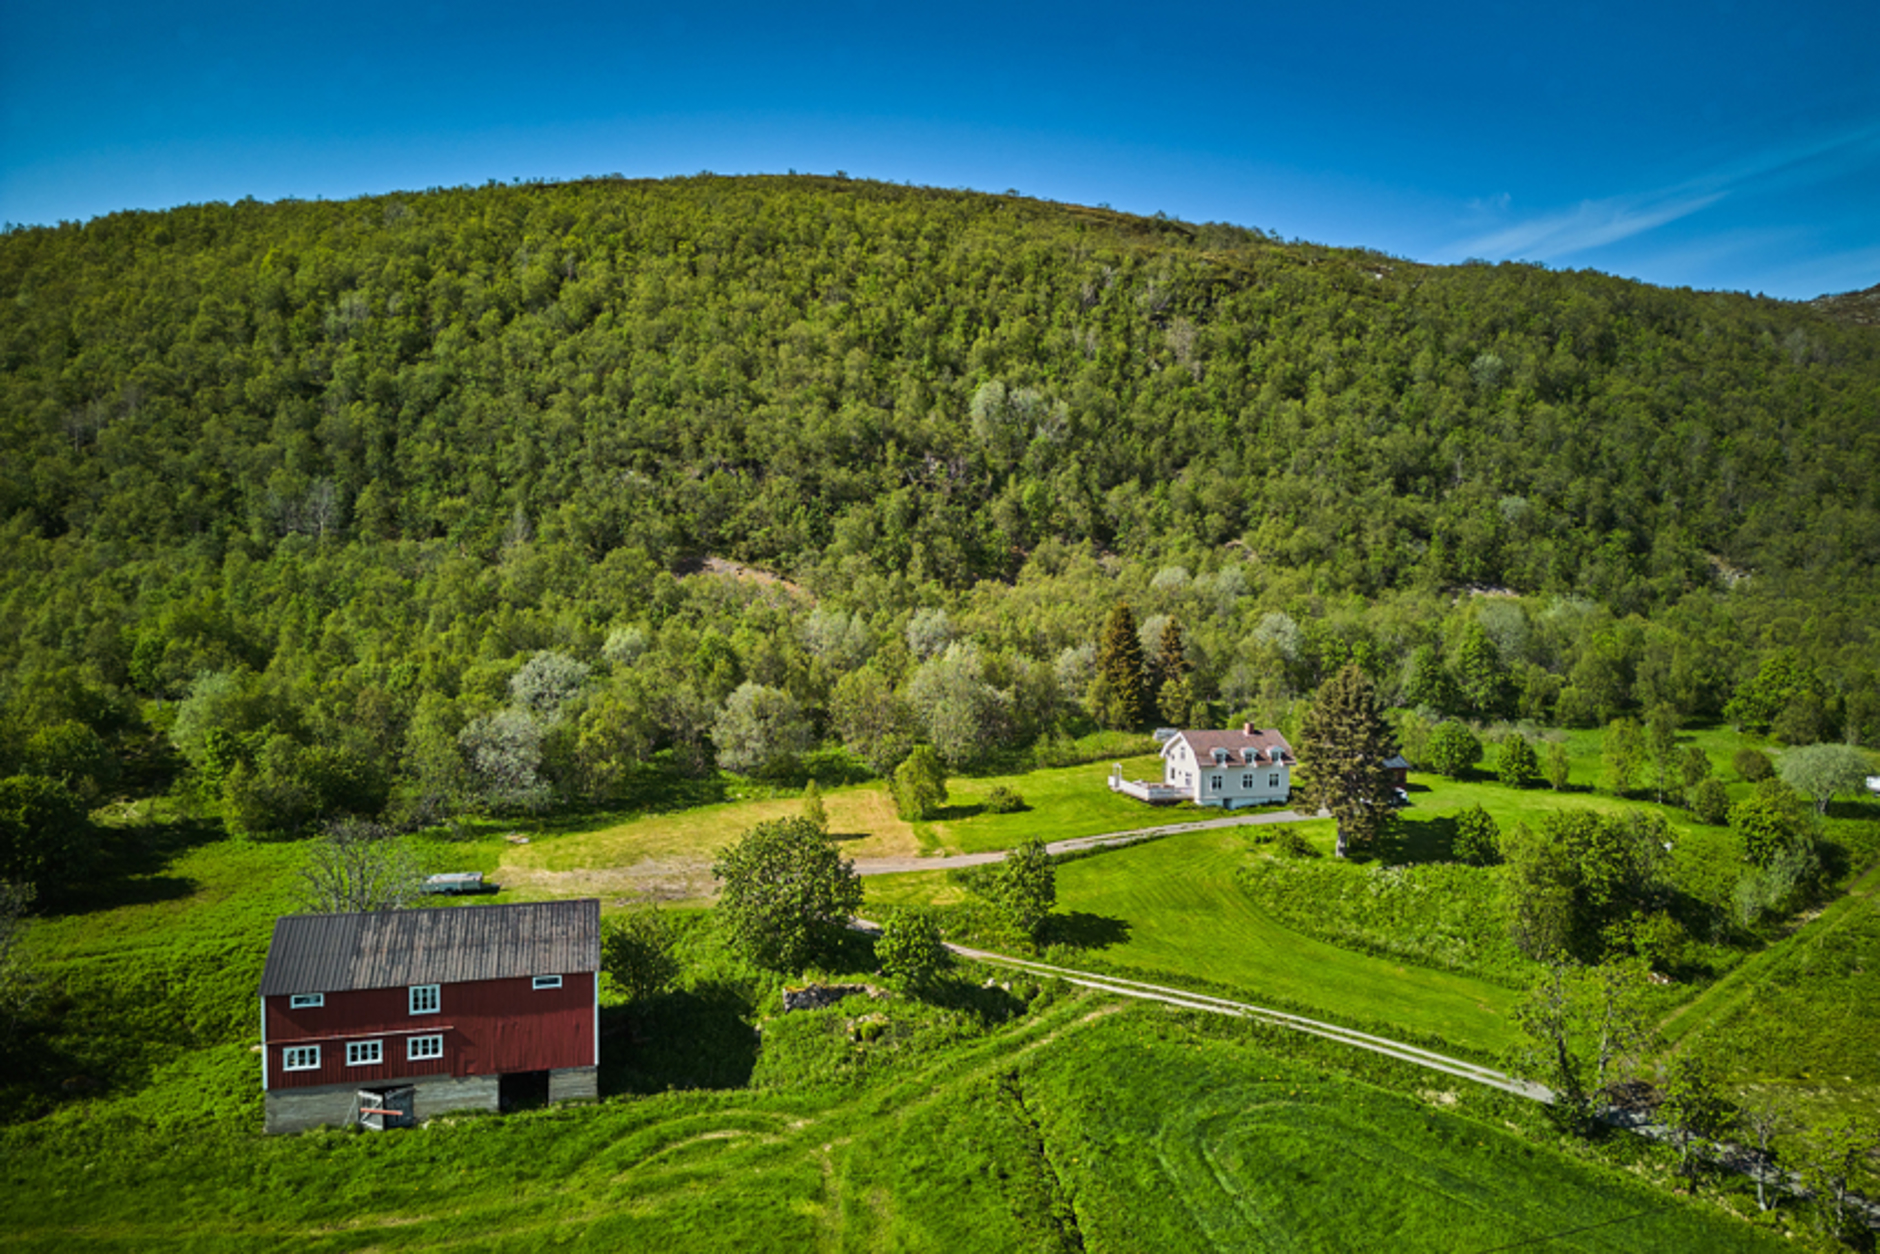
[1243,722,1256,736]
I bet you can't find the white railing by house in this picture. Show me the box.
[1109,764,1185,804]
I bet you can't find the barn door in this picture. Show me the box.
[358,1086,415,1131]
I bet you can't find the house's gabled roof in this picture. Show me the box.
[1163,727,1294,766]
[1383,754,1411,771]
[260,899,600,997]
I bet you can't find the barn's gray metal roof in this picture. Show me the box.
[260,899,600,997]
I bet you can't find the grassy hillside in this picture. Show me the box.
[1,840,1797,1251]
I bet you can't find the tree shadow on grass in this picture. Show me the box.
[814,925,883,974]
[46,816,224,917]
[922,976,1028,1028]
[1039,911,1131,952]
[1375,813,1458,866]
[1825,797,1878,823]
[603,982,761,1095]
[928,803,987,823]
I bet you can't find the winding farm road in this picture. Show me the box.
[851,807,1326,876]
[948,943,1553,1101]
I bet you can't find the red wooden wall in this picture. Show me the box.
[264,973,594,1089]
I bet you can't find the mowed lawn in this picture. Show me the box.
[927,754,1181,853]
[871,824,1521,1055]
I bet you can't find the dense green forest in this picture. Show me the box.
[2,173,1878,867]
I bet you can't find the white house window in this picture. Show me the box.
[1210,775,1224,791]
[1241,774,1254,790]
[533,975,563,990]
[1269,773,1280,788]
[289,993,324,1009]
[410,984,440,1015]
[346,1040,383,1066]
[407,1034,444,1061]
[283,1045,320,1071]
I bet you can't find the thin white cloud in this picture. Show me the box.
[1459,189,1726,260]
[1450,124,1880,266]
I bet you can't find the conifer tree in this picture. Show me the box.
[1295,664,1397,858]
[1156,617,1194,727]
[1095,602,1150,730]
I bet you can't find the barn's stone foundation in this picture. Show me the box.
[264,1072,501,1134]
[548,1065,598,1103]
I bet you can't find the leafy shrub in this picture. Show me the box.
[1732,841,1822,928]
[1425,722,1481,779]
[1274,829,1318,859]
[1730,779,1813,866]
[1452,804,1501,866]
[1495,733,1540,788]
[1733,747,1774,783]
[983,786,1026,814]
[1689,777,1731,826]
[892,746,948,821]
[984,840,1056,940]
[602,907,682,1001]
[875,911,947,989]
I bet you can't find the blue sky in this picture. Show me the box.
[2,0,1875,299]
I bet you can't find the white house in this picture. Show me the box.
[1110,724,1294,808]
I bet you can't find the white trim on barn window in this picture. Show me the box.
[346,1040,383,1066]
[289,993,324,1009]
[283,1044,321,1071]
[1241,774,1254,790]
[1210,775,1223,792]
[533,975,563,990]
[410,984,440,1015]
[407,1034,444,1061]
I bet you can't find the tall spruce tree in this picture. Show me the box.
[1296,664,1397,858]
[1095,602,1150,730]
[1156,617,1195,727]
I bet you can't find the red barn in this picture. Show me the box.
[259,898,600,1134]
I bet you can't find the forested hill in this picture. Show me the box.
[3,173,1877,605]
[2,174,1880,850]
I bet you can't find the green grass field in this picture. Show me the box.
[870,823,1522,1055]
[5,721,1874,1250]
[1658,859,1880,1128]
[0,981,1793,1253]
